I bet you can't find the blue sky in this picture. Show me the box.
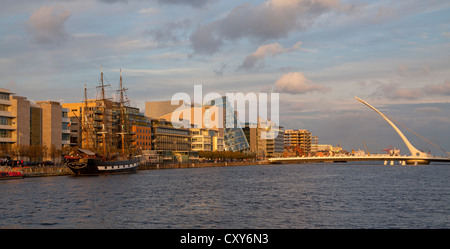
[1,0,450,155]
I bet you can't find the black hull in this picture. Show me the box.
[67,158,139,175]
[0,176,24,180]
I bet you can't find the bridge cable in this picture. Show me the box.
[384,114,448,153]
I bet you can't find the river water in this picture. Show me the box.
[1,162,449,229]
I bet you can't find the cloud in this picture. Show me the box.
[139,8,159,15]
[414,107,442,113]
[397,65,430,77]
[27,4,71,44]
[373,82,423,100]
[190,0,346,54]
[146,19,193,44]
[238,41,302,71]
[97,0,215,7]
[213,62,227,76]
[274,72,331,94]
[190,22,224,54]
[97,0,128,3]
[423,81,450,95]
[155,0,216,8]
[373,81,450,100]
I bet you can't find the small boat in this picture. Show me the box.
[0,171,24,180]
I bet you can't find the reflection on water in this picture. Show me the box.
[1,163,449,228]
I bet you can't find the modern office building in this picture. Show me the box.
[0,88,16,150]
[10,95,31,148]
[0,88,71,160]
[30,104,42,146]
[204,97,249,152]
[145,100,186,119]
[147,96,248,152]
[69,116,81,147]
[190,128,223,152]
[37,101,63,151]
[151,119,191,151]
[243,118,284,157]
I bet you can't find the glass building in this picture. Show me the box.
[205,96,249,152]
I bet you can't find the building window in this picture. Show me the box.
[0,129,11,138]
[0,105,8,111]
[0,117,11,125]
[62,122,70,130]
[62,133,70,141]
[0,93,10,100]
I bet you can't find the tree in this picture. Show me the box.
[48,144,61,163]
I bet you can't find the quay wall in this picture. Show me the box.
[2,160,271,177]
[3,165,73,177]
[138,160,270,170]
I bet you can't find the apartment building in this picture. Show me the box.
[0,88,16,150]
[0,88,71,160]
[284,129,312,154]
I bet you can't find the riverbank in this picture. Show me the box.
[1,160,271,178]
[138,160,270,170]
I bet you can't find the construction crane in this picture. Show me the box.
[381,145,392,154]
[363,142,369,156]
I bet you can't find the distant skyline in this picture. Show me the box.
[1,0,450,154]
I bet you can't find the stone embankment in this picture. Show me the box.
[1,165,72,177]
[2,160,270,178]
[138,160,269,170]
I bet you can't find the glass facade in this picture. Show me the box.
[205,96,249,152]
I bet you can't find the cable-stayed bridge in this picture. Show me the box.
[270,97,450,165]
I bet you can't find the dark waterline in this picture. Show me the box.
[1,162,449,228]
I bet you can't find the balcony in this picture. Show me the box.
[0,124,16,130]
[0,110,14,118]
[0,99,11,106]
[0,137,15,143]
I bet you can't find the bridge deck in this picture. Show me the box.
[269,155,450,164]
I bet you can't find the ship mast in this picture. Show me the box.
[84,84,89,149]
[101,65,106,100]
[97,65,109,156]
[118,69,128,154]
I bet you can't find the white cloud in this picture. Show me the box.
[274,72,331,94]
[139,7,159,15]
[238,41,303,70]
[27,4,71,44]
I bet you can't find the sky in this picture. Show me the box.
[1,0,450,155]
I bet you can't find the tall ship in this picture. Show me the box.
[65,67,140,175]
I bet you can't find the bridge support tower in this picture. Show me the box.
[356,97,431,165]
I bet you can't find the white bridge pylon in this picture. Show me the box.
[355,96,429,158]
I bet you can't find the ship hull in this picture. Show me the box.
[67,158,139,175]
